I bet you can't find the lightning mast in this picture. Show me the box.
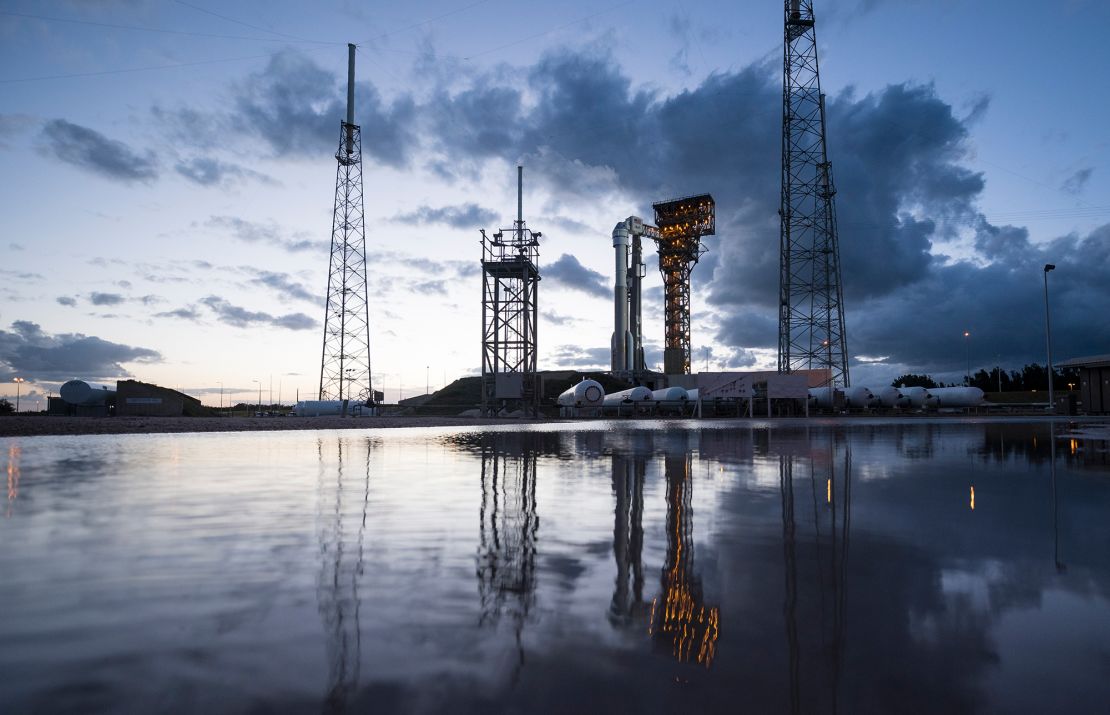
[319,44,374,408]
[779,0,849,387]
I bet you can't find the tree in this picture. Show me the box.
[0,398,13,415]
[892,374,938,389]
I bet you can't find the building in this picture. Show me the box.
[115,380,208,417]
[1058,355,1110,415]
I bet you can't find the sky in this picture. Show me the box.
[1,0,1108,408]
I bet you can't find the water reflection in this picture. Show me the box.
[476,433,540,671]
[609,444,645,627]
[6,443,19,518]
[316,436,374,713]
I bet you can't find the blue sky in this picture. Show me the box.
[1,0,1108,407]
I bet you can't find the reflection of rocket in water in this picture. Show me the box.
[649,452,720,668]
[610,451,645,626]
[476,434,539,669]
[316,437,373,714]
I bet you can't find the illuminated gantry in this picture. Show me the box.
[652,195,716,375]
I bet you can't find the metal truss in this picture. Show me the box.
[653,195,715,375]
[319,122,374,404]
[779,0,850,388]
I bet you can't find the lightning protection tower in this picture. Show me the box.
[480,166,541,417]
[653,195,715,375]
[779,0,849,387]
[319,44,374,409]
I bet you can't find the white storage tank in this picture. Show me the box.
[871,385,910,408]
[897,386,937,407]
[557,379,605,408]
[60,380,116,406]
[292,400,344,416]
[602,386,652,414]
[650,387,688,402]
[929,386,985,408]
[844,386,877,408]
[808,386,840,409]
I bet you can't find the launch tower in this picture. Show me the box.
[778,0,849,387]
[653,195,715,375]
[319,44,374,406]
[480,167,541,417]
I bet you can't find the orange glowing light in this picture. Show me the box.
[827,478,831,503]
[970,486,975,511]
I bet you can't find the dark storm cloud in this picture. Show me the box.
[39,119,157,182]
[248,270,317,304]
[56,296,77,307]
[391,203,498,229]
[206,215,325,254]
[175,156,272,187]
[88,292,125,306]
[544,254,609,299]
[549,344,611,370]
[0,320,161,381]
[155,306,201,321]
[232,50,415,167]
[200,296,316,331]
[1061,167,1093,195]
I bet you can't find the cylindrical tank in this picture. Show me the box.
[929,386,985,408]
[651,387,688,402]
[557,379,605,408]
[611,222,630,372]
[686,388,699,401]
[898,386,938,408]
[59,380,115,406]
[603,386,652,409]
[808,386,839,408]
[844,386,876,408]
[292,400,345,416]
[871,385,910,408]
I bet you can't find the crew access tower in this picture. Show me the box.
[778,0,849,387]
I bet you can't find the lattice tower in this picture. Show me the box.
[652,195,715,375]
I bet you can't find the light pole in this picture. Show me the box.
[1044,264,1056,410]
[14,377,25,412]
[963,331,970,386]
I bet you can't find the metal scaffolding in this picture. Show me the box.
[778,0,849,388]
[319,44,373,406]
[480,166,541,417]
[653,195,715,375]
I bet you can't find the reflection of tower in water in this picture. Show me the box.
[649,452,720,668]
[780,436,852,715]
[610,450,645,626]
[477,435,539,646]
[316,437,373,713]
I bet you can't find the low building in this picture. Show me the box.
[1058,354,1110,415]
[115,380,208,417]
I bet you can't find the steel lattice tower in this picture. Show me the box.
[480,166,541,417]
[319,44,373,407]
[779,0,849,387]
[652,195,715,375]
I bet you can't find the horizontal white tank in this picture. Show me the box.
[808,387,840,409]
[897,386,938,408]
[60,380,116,406]
[602,386,652,408]
[651,387,688,402]
[929,386,985,408]
[292,400,344,416]
[687,388,699,401]
[557,379,604,408]
[870,385,910,408]
[844,386,876,408]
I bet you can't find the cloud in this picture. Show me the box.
[175,156,272,187]
[200,295,316,331]
[206,215,325,254]
[544,253,609,299]
[155,307,201,321]
[392,203,498,229]
[1061,167,1093,195]
[248,270,318,304]
[88,292,125,306]
[56,296,77,307]
[0,113,36,149]
[39,119,157,182]
[0,320,161,381]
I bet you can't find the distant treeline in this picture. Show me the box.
[893,363,1081,391]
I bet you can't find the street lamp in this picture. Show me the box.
[14,377,25,412]
[963,331,970,386]
[1044,264,1056,411]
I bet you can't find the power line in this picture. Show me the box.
[463,0,636,60]
[169,0,326,43]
